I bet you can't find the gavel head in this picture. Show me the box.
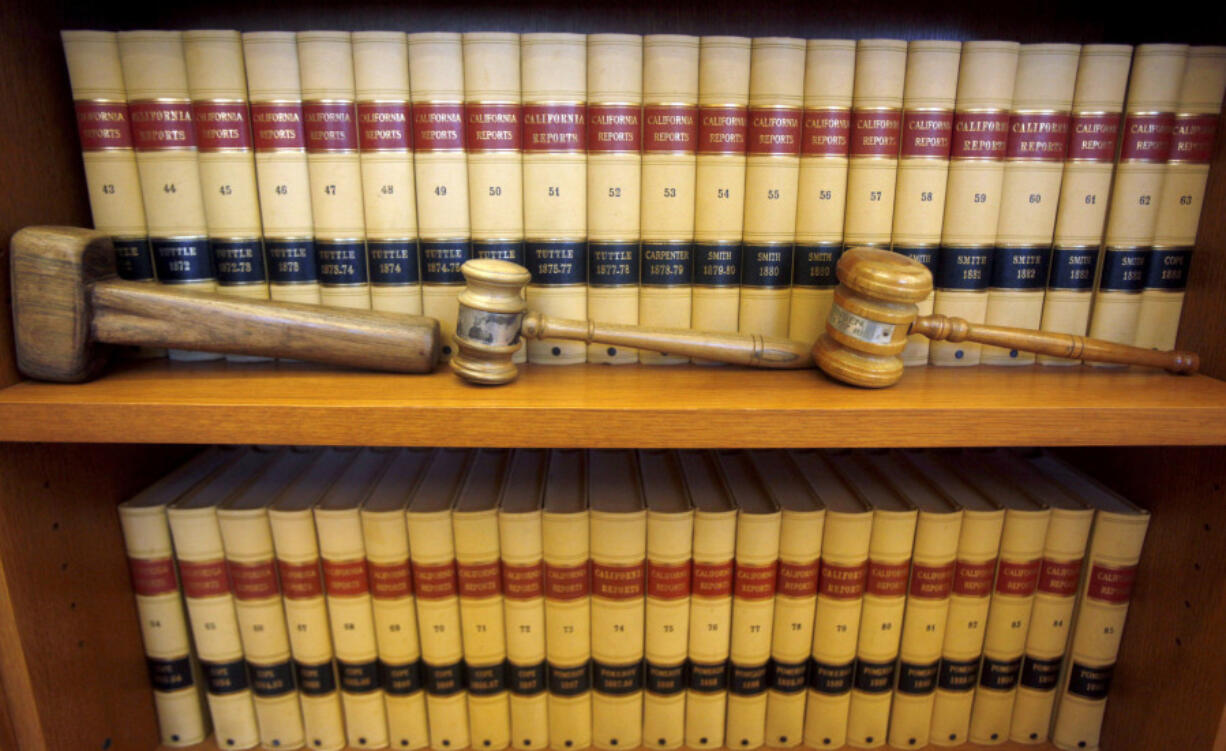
[450,258,532,385]
[813,247,934,388]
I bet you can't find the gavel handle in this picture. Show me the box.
[90,279,441,373]
[911,314,1199,373]
[522,311,813,368]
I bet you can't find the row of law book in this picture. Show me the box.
[121,446,1148,751]
[62,30,1226,370]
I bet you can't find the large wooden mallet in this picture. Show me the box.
[11,227,440,382]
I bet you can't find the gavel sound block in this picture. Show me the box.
[12,227,440,382]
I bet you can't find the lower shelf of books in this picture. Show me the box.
[157,742,1058,751]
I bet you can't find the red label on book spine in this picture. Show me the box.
[900,110,954,158]
[250,103,307,151]
[1038,557,1083,597]
[227,560,279,600]
[698,105,748,155]
[1006,112,1070,161]
[593,561,646,599]
[322,558,369,597]
[413,103,465,151]
[413,560,459,600]
[545,562,590,600]
[1086,563,1137,604]
[1067,113,1121,161]
[465,102,520,152]
[777,560,820,597]
[303,102,357,152]
[801,108,851,157]
[523,104,586,153]
[734,561,779,600]
[587,104,641,153]
[358,102,411,151]
[458,560,502,598]
[75,101,133,150]
[503,562,545,599]
[1169,113,1218,164]
[1120,113,1175,162]
[368,560,413,599]
[129,101,196,151]
[819,560,868,600]
[747,107,801,156]
[647,560,692,599]
[179,559,229,598]
[849,109,902,158]
[644,105,698,154]
[193,102,252,151]
[909,561,956,599]
[129,557,177,597]
[951,111,1010,159]
[867,560,910,597]
[953,560,997,597]
[995,558,1043,596]
[691,560,734,597]
[278,559,323,600]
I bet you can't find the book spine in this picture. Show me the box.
[455,510,512,750]
[167,509,260,750]
[409,510,469,751]
[1038,45,1133,365]
[1135,47,1226,351]
[118,506,208,747]
[982,44,1081,366]
[355,31,422,315]
[842,39,907,249]
[586,34,643,364]
[740,38,805,339]
[316,511,388,748]
[543,511,592,750]
[692,37,751,350]
[269,511,346,751]
[242,32,322,305]
[643,510,693,750]
[684,511,736,748]
[930,41,1020,366]
[590,509,647,750]
[409,33,470,359]
[639,35,700,364]
[500,511,549,751]
[891,41,961,366]
[522,33,588,365]
[1087,44,1189,351]
[298,31,371,310]
[726,511,782,750]
[788,39,855,348]
[61,31,154,282]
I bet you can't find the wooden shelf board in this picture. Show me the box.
[159,741,1055,751]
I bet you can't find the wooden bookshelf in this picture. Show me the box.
[159,742,1056,751]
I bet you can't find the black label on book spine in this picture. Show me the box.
[380,659,423,695]
[588,242,639,286]
[1048,247,1097,291]
[641,243,693,287]
[1066,661,1113,700]
[473,240,526,266]
[337,658,380,693]
[113,237,155,281]
[368,240,420,286]
[152,237,215,284]
[526,241,587,285]
[425,660,466,696]
[265,239,319,284]
[935,246,992,291]
[1144,247,1193,290]
[896,659,940,695]
[249,659,295,697]
[979,656,1023,690]
[792,243,843,288]
[768,659,808,694]
[729,662,769,696]
[295,660,337,696]
[1097,248,1148,293]
[645,661,686,695]
[548,662,591,696]
[421,240,472,285]
[510,661,547,696]
[212,239,267,286]
[593,660,644,695]
[741,244,794,288]
[1019,655,1063,692]
[467,661,509,696]
[693,243,742,287]
[853,658,896,694]
[146,655,194,692]
[937,657,981,693]
[990,246,1051,290]
[807,658,854,695]
[317,240,368,286]
[892,245,939,275]
[687,660,728,693]
[202,658,249,695]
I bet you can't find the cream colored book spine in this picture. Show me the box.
[930,41,1020,366]
[522,33,588,364]
[1038,45,1133,365]
[843,39,907,248]
[982,44,1081,366]
[411,32,470,359]
[891,40,961,366]
[788,39,855,347]
[298,31,370,310]
[586,34,643,364]
[61,30,154,282]
[242,31,322,305]
[740,37,805,338]
[692,37,750,346]
[639,35,699,364]
[1135,47,1226,351]
[1087,44,1189,351]
[355,31,421,315]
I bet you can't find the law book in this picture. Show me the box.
[830,454,919,750]
[679,451,737,749]
[788,39,855,347]
[692,36,750,346]
[955,458,1052,746]
[1135,47,1226,351]
[793,451,871,751]
[740,37,805,339]
[118,449,232,747]
[586,34,643,365]
[541,449,591,751]
[268,450,356,751]
[891,41,962,366]
[361,448,436,751]
[639,35,700,364]
[315,449,396,748]
[117,30,219,362]
[1031,455,1150,751]
[930,41,1020,367]
[842,39,907,249]
[902,451,1005,748]
[61,30,154,283]
[218,449,315,749]
[298,31,370,310]
[638,450,694,750]
[410,32,471,359]
[716,449,782,750]
[981,44,1081,366]
[752,451,825,749]
[522,33,588,364]
[242,31,322,305]
[498,450,551,751]
[454,449,514,750]
[409,449,475,751]
[354,31,421,315]
[868,453,962,750]
[168,449,273,750]
[1037,45,1133,365]
[1087,44,1189,351]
